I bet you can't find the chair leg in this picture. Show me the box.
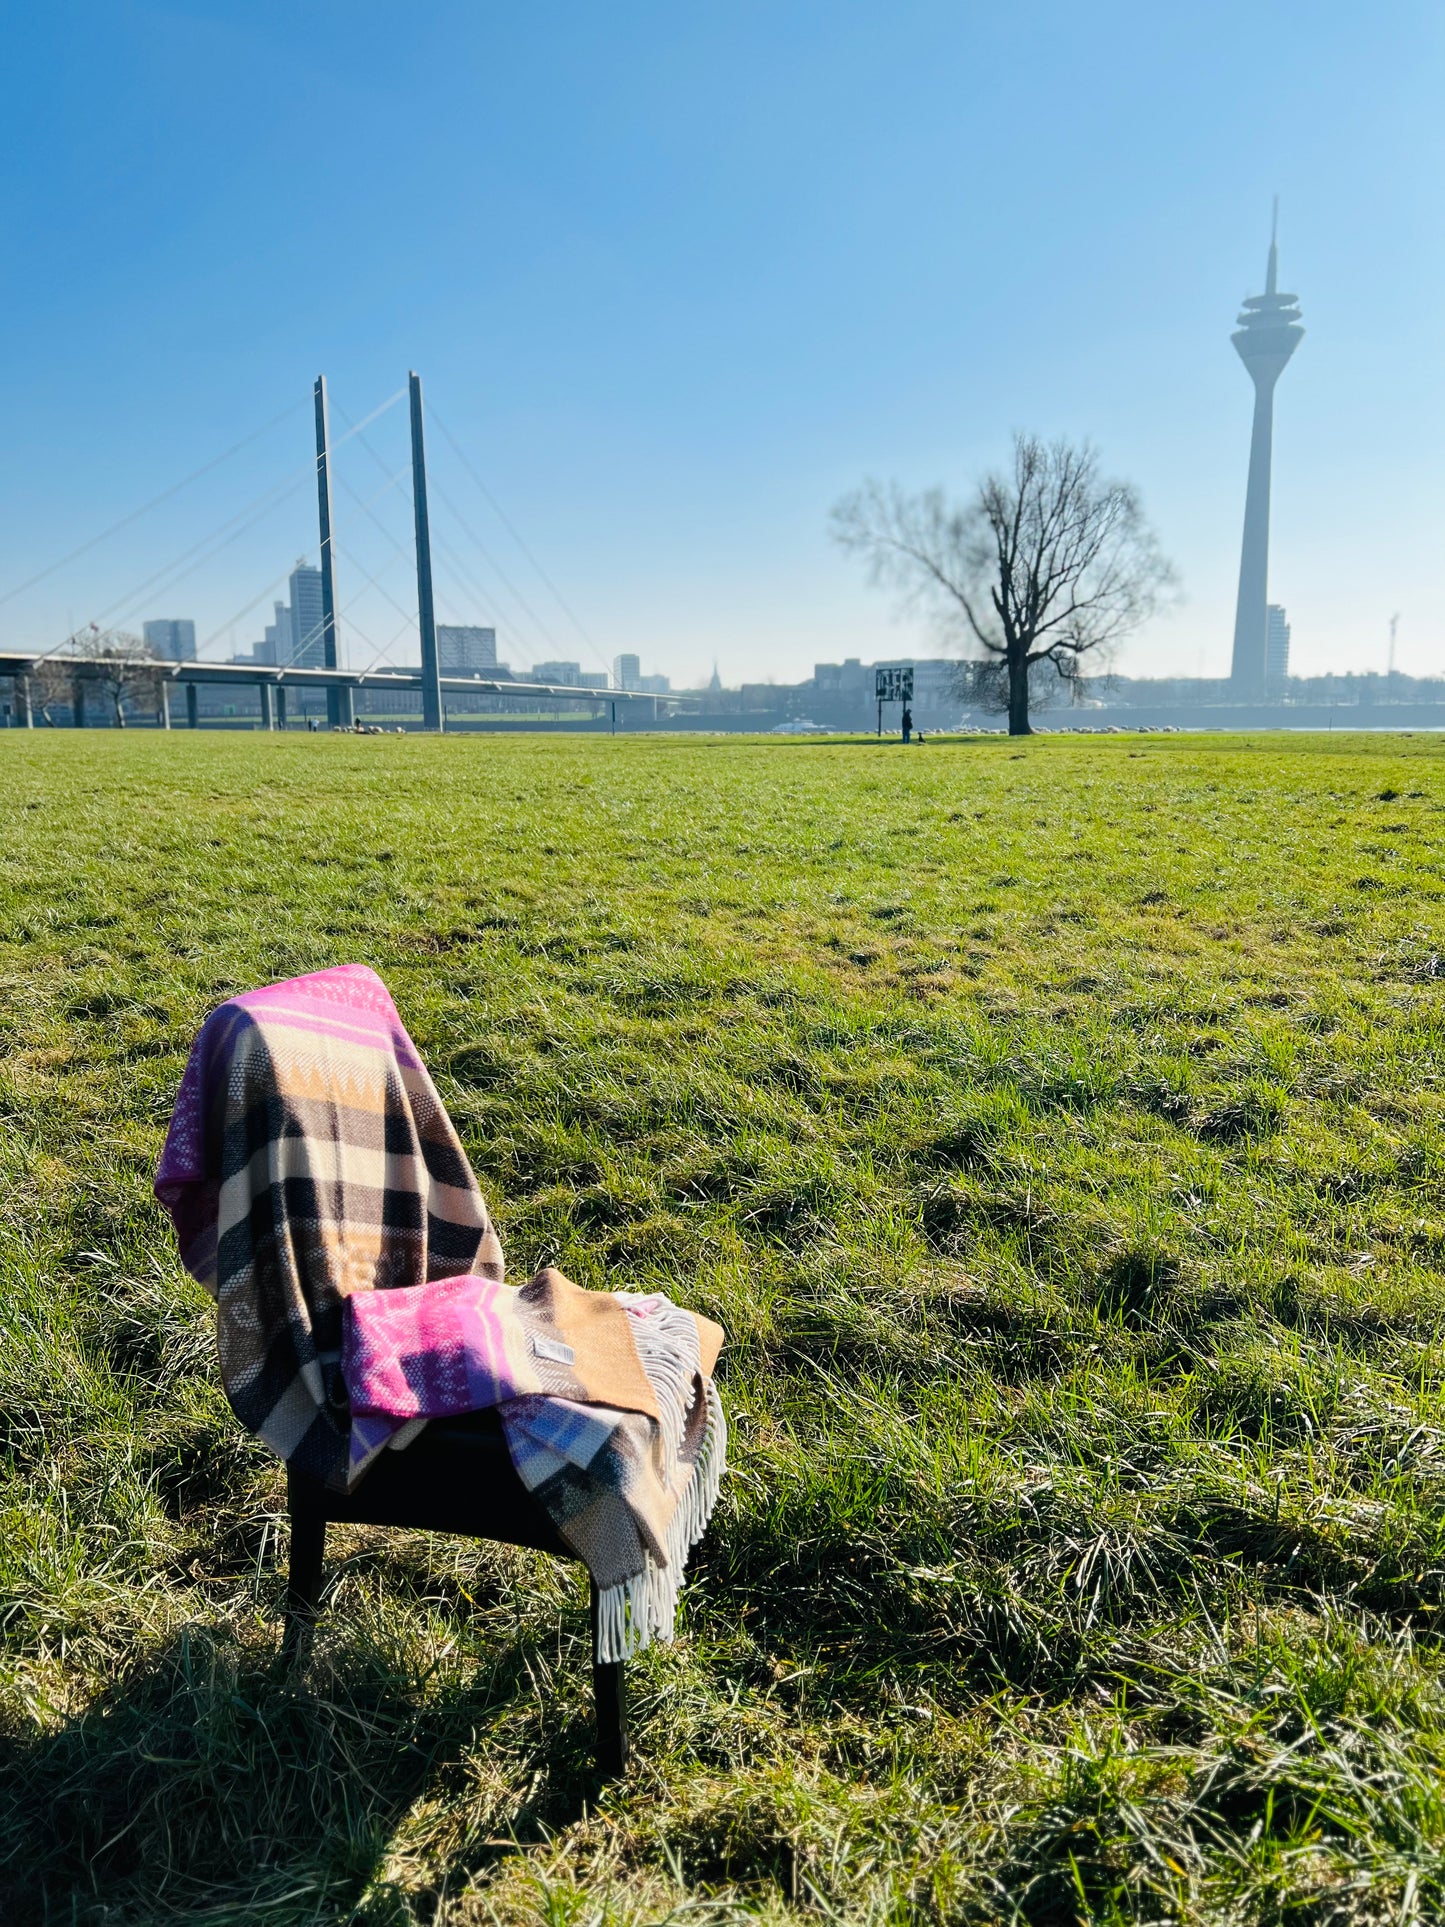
[282,1480,327,1667]
[589,1579,629,1777]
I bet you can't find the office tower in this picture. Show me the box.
[288,562,326,668]
[1265,604,1290,689]
[143,618,196,661]
[253,601,284,665]
[613,653,641,691]
[532,661,581,685]
[437,625,497,671]
[1229,207,1304,695]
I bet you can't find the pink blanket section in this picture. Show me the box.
[342,1271,522,1420]
[342,1272,667,1424]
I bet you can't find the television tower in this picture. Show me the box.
[1228,201,1304,696]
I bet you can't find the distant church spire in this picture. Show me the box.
[707,659,722,693]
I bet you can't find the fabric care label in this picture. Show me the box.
[531,1334,576,1367]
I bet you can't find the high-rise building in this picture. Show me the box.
[532,660,581,685]
[438,625,497,671]
[613,653,641,691]
[1229,207,1304,697]
[1265,604,1291,689]
[813,658,868,699]
[238,565,324,667]
[143,618,196,661]
[578,671,609,690]
[254,600,285,665]
[640,673,670,694]
[288,562,326,668]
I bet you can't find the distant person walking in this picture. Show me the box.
[901,705,913,744]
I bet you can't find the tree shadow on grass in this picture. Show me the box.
[0,1620,599,1926]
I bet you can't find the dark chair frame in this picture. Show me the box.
[282,1407,628,1776]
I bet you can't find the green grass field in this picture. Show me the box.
[4,728,1445,1926]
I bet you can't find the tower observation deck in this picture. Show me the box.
[1229,205,1304,695]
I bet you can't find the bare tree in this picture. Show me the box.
[27,654,78,725]
[966,653,1071,720]
[68,628,162,728]
[832,435,1175,735]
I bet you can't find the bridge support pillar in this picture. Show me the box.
[276,686,288,730]
[74,680,86,727]
[409,372,444,732]
[334,683,355,727]
[160,683,172,730]
[186,684,199,728]
[259,683,275,730]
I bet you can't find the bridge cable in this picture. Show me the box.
[329,404,562,663]
[27,387,407,676]
[88,471,316,638]
[426,475,581,666]
[429,406,612,677]
[30,390,408,669]
[0,394,310,610]
[197,555,319,660]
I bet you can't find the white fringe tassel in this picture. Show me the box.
[593,1299,727,1663]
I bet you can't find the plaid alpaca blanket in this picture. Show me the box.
[156,965,726,1655]
[345,1273,726,1658]
[340,1262,669,1482]
[155,964,506,1486]
[503,1292,726,1660]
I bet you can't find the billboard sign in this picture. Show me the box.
[874,666,914,703]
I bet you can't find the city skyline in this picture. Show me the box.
[0,5,1439,689]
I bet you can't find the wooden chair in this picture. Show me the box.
[282,1406,628,1777]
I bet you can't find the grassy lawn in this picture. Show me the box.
[3,728,1445,1925]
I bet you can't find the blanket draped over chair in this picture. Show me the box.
[155,963,726,1659]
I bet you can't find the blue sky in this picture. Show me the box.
[1,1,1439,687]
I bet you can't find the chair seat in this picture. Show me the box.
[288,1408,571,1557]
[283,1408,631,1775]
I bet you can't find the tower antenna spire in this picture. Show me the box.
[1266,195,1279,295]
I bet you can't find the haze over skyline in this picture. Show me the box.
[1,2,1440,689]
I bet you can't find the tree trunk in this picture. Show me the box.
[1007,651,1032,736]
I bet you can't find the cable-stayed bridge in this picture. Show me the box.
[0,653,671,731]
[0,372,682,729]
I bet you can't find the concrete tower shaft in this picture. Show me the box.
[1229,207,1304,694]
